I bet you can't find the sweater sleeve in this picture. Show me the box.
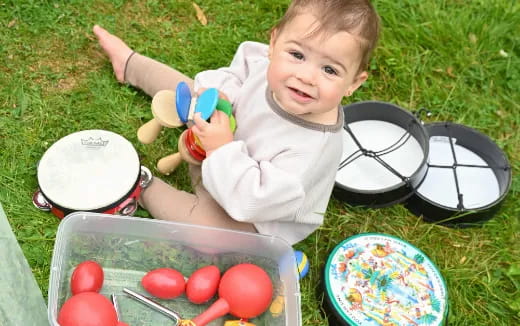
[193,42,269,105]
[201,141,306,223]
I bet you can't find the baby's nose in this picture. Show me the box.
[295,65,317,85]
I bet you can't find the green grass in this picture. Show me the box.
[1,0,519,325]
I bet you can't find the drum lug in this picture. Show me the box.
[413,107,432,124]
[140,165,153,189]
[33,190,51,211]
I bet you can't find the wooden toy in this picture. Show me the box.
[138,82,235,175]
[137,90,183,144]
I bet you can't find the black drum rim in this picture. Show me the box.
[405,122,512,225]
[334,101,430,207]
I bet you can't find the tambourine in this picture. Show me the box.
[322,233,449,326]
[33,130,151,218]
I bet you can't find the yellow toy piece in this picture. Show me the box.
[269,295,285,317]
[224,320,255,326]
[179,321,196,326]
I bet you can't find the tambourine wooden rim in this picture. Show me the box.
[333,101,430,207]
[405,122,512,226]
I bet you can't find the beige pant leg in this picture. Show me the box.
[126,53,256,233]
[124,52,194,97]
[139,177,256,233]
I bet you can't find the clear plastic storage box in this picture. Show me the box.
[48,212,301,325]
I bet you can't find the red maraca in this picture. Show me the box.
[191,263,273,326]
[58,292,118,326]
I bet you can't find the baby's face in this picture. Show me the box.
[267,13,367,122]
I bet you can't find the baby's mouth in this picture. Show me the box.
[289,87,312,99]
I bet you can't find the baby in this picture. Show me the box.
[94,0,380,245]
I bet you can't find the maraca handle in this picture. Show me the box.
[137,118,162,144]
[191,298,230,326]
[157,152,183,175]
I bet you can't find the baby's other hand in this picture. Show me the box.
[192,110,233,157]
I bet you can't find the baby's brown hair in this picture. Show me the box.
[273,0,380,73]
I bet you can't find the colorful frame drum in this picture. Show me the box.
[34,130,151,218]
[323,233,448,326]
[405,122,512,227]
[333,101,430,207]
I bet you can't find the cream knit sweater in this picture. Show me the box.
[194,42,343,244]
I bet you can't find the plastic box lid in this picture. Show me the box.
[0,202,48,325]
[48,212,301,325]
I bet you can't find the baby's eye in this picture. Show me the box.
[323,66,337,75]
[289,51,304,60]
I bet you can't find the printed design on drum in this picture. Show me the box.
[81,137,109,149]
[327,235,447,326]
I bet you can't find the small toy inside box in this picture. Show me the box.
[48,212,301,326]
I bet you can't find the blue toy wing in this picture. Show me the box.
[195,88,219,121]
[176,81,192,123]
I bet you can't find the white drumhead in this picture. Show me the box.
[336,120,424,191]
[38,130,140,210]
[417,136,499,209]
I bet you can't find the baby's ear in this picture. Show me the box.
[345,71,369,96]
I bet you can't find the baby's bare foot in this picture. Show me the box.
[93,25,133,83]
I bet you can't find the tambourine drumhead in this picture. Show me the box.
[37,130,140,211]
[334,102,429,207]
[323,233,448,326]
[406,123,512,225]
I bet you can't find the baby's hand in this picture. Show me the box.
[191,110,233,157]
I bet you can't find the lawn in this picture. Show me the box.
[0,0,519,325]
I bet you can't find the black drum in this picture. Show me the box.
[405,122,512,226]
[333,101,430,207]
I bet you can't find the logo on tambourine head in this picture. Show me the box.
[81,137,109,148]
